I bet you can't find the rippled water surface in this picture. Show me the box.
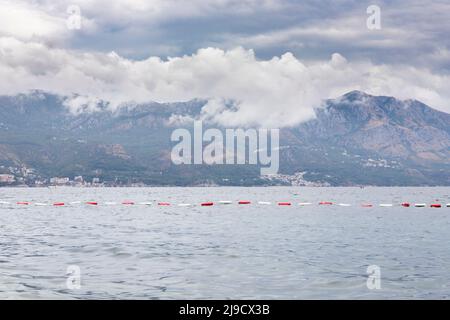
[1,187,450,299]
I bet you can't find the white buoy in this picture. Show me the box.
[446,203,450,207]
[105,202,117,205]
[379,204,393,207]
[0,201,10,205]
[178,203,192,207]
[139,202,153,205]
[338,203,351,207]
[298,202,312,206]
[70,201,81,205]
[258,201,272,205]
[219,201,232,205]
[415,203,426,207]
[35,203,48,206]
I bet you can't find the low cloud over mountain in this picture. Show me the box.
[0,91,448,186]
[1,39,450,127]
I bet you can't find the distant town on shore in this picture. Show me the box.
[1,171,112,187]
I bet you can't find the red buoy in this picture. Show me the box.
[430,204,442,208]
[122,201,135,205]
[201,202,214,206]
[17,202,29,205]
[53,202,65,206]
[158,202,170,206]
[238,201,251,205]
[278,202,292,206]
[401,203,410,207]
[319,201,333,205]
[362,204,373,207]
[86,201,98,205]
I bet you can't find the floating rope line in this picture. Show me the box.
[0,200,449,208]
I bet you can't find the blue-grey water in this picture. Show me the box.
[0,187,450,299]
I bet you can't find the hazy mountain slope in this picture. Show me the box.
[277,91,450,185]
[0,91,449,186]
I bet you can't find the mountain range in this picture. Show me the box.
[0,90,449,186]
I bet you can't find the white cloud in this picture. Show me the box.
[0,0,66,42]
[21,0,286,30]
[0,37,449,127]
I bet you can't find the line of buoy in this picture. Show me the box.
[1,200,449,208]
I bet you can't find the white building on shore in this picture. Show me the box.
[0,174,15,184]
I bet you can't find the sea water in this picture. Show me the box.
[0,187,449,299]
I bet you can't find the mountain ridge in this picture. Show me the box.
[0,90,449,186]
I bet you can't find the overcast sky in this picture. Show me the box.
[0,0,449,126]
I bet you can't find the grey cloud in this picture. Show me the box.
[0,0,449,128]
[4,0,449,72]
[1,39,449,128]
